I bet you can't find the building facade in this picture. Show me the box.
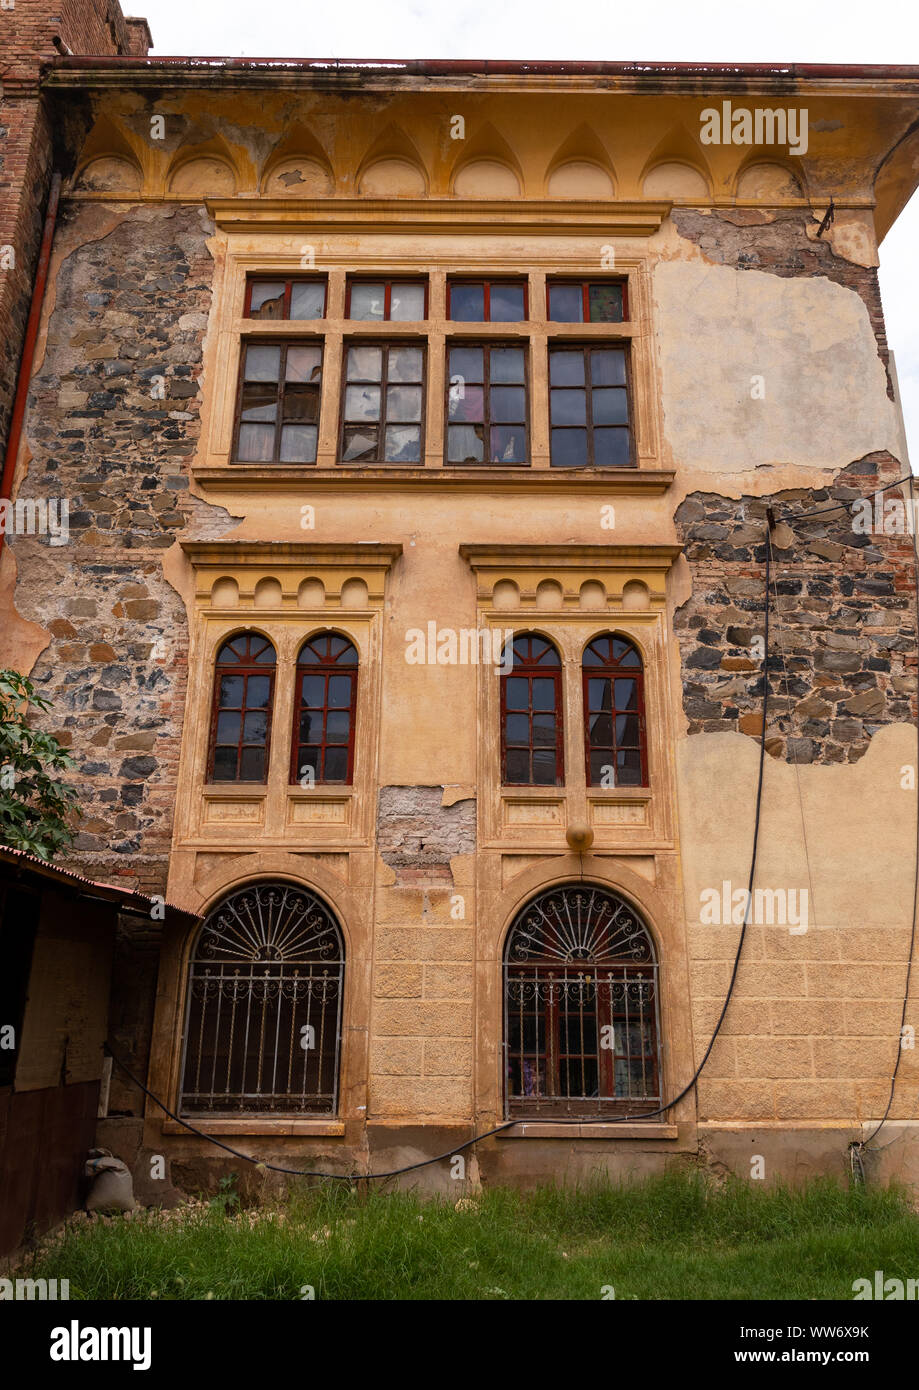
[2,2,919,1194]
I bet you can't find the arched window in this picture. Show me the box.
[504,885,661,1117]
[501,633,563,786]
[291,633,358,785]
[208,632,276,782]
[179,882,345,1115]
[582,634,647,786]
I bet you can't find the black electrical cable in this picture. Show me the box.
[774,470,915,525]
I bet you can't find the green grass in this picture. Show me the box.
[23,1170,919,1300]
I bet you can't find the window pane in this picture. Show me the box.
[216,711,241,744]
[325,710,351,741]
[589,711,613,745]
[590,348,627,386]
[239,746,266,781]
[505,748,529,783]
[490,386,526,422]
[505,678,529,710]
[244,344,281,381]
[548,284,583,322]
[549,351,585,387]
[588,679,608,710]
[240,382,277,422]
[616,678,639,709]
[297,747,320,780]
[532,748,557,785]
[449,384,484,423]
[237,423,275,461]
[283,386,320,422]
[594,428,631,467]
[449,346,484,383]
[386,385,423,422]
[490,284,525,321]
[328,675,352,706]
[388,346,424,382]
[342,425,378,461]
[450,283,485,321]
[588,283,624,323]
[299,711,320,742]
[323,746,348,781]
[447,424,484,463]
[550,389,586,425]
[550,428,587,468]
[213,746,237,780]
[286,345,322,383]
[301,674,325,706]
[490,347,525,383]
[347,345,383,380]
[389,284,425,321]
[592,388,629,425]
[590,749,612,785]
[289,282,325,319]
[617,748,643,784]
[248,282,285,318]
[490,425,526,463]
[344,384,381,421]
[243,711,268,743]
[384,425,422,463]
[531,678,555,711]
[505,713,529,744]
[219,675,244,708]
[532,712,556,746]
[280,424,318,463]
[616,714,641,745]
[349,283,385,320]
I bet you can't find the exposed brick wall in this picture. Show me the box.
[675,454,918,763]
[0,0,150,455]
[672,208,893,397]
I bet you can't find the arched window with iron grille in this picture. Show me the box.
[504,885,661,1118]
[291,632,359,785]
[208,632,276,783]
[582,633,647,787]
[500,633,564,786]
[179,882,345,1116]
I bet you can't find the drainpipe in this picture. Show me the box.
[0,171,62,552]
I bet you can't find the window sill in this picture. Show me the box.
[191,465,675,495]
[499,1121,678,1140]
[203,784,268,797]
[162,1118,346,1137]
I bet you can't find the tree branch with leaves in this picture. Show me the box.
[0,669,81,860]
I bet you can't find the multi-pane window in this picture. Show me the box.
[340,343,425,464]
[583,634,647,786]
[234,341,323,464]
[547,279,626,323]
[291,634,358,785]
[245,277,326,320]
[180,882,344,1116]
[446,344,528,465]
[208,633,276,782]
[346,279,427,321]
[504,886,661,1117]
[549,345,631,468]
[501,634,564,786]
[447,279,528,322]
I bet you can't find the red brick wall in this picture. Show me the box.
[0,0,151,455]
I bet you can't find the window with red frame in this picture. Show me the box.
[233,340,323,465]
[447,279,528,322]
[346,279,427,321]
[291,633,358,785]
[501,634,564,786]
[582,634,647,786]
[446,342,528,465]
[547,279,627,323]
[208,633,276,783]
[245,277,327,320]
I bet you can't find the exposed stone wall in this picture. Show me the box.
[377,787,476,882]
[675,454,918,763]
[9,202,215,890]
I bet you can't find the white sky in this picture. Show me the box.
[139,0,918,461]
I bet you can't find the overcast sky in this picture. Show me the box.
[139,0,918,462]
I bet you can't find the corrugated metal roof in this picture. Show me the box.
[0,844,199,921]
